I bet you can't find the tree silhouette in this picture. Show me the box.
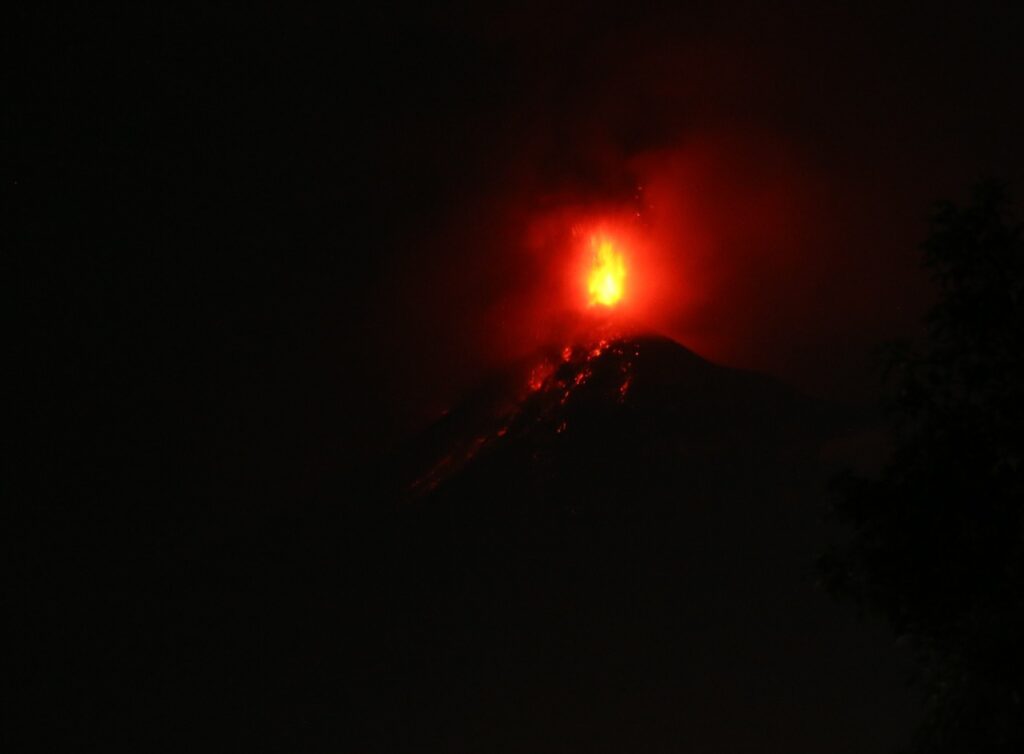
[822,182,1024,752]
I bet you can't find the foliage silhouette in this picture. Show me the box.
[822,182,1024,753]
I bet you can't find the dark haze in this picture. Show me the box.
[341,3,1024,457]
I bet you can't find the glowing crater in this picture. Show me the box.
[587,237,626,307]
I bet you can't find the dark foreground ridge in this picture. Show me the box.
[40,335,917,751]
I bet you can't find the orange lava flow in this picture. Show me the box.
[586,236,626,307]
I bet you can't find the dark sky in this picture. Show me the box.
[15,2,1024,484]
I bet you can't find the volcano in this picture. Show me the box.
[329,334,915,752]
[87,334,916,751]
[397,334,834,503]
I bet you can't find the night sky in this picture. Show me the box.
[12,3,1024,750]
[18,4,1024,458]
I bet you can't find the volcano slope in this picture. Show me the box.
[330,335,916,752]
[92,336,916,751]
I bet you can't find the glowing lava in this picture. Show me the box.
[587,236,626,307]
